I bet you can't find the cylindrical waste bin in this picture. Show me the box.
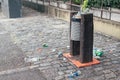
[70,16,81,56]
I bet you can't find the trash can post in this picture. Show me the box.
[70,12,81,56]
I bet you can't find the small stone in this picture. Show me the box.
[105,73,117,79]
[58,71,64,75]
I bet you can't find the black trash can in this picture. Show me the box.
[70,16,81,56]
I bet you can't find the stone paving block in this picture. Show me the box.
[105,72,117,79]
[38,66,52,71]
[110,69,118,75]
[62,62,70,66]
[108,78,117,80]
[53,64,60,68]
[51,61,61,64]
[41,68,58,80]
[93,75,105,80]
[58,71,65,75]
[58,67,67,71]
[103,62,112,65]
[67,66,74,70]
[103,65,113,69]
[84,66,93,70]
[39,63,51,67]
[94,67,103,71]
[55,76,64,80]
[102,59,111,62]
[116,76,120,80]
[103,70,111,74]
[94,71,104,76]
[64,69,76,74]
[41,58,53,63]
[111,60,119,64]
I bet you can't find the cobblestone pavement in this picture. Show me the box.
[0,7,120,80]
[0,68,46,80]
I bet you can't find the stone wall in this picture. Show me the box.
[94,18,120,39]
[22,1,48,13]
[48,6,70,21]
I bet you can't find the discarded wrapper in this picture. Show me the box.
[24,57,40,62]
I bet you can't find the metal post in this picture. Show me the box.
[49,0,50,5]
[69,0,72,39]
[109,7,111,20]
[101,0,103,19]
[80,13,93,63]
